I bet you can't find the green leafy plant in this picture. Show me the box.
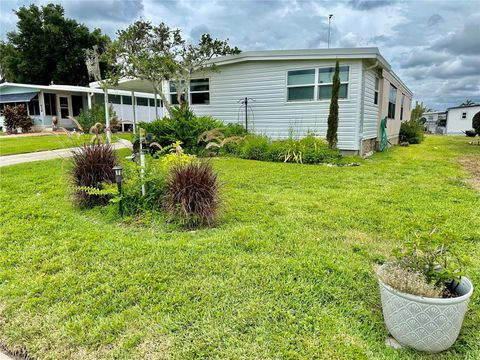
[139,106,224,153]
[1,104,34,133]
[159,141,196,169]
[381,224,464,297]
[71,144,117,207]
[465,130,477,137]
[164,161,220,228]
[77,104,119,133]
[400,119,425,144]
[472,112,480,136]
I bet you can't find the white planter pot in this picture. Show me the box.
[379,274,473,353]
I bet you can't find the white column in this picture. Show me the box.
[131,91,137,134]
[87,92,92,110]
[104,88,111,144]
[154,90,159,119]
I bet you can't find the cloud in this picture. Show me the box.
[427,14,444,27]
[0,0,478,110]
[431,15,480,55]
[347,0,394,10]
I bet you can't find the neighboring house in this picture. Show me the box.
[422,111,447,134]
[97,47,412,155]
[0,82,162,132]
[445,104,480,135]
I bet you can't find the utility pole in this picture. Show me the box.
[328,14,333,48]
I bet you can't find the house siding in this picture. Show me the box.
[362,68,379,140]
[190,59,363,151]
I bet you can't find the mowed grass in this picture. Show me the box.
[0,132,134,156]
[0,136,479,359]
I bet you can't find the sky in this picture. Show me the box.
[0,0,479,110]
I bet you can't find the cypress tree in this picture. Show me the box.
[326,60,340,148]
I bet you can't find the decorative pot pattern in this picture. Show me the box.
[379,276,473,353]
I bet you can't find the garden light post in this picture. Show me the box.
[113,165,124,216]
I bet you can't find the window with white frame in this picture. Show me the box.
[170,79,210,105]
[287,69,315,101]
[374,77,379,105]
[286,66,350,102]
[318,66,349,100]
[190,78,210,104]
[388,84,397,119]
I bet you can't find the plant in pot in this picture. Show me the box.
[375,227,474,353]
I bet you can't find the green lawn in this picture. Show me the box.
[0,132,134,156]
[0,136,478,359]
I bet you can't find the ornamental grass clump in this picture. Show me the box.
[71,144,117,207]
[164,161,220,228]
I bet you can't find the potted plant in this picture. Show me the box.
[376,227,474,353]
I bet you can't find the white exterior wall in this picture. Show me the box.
[361,68,380,140]
[190,59,363,151]
[446,106,480,135]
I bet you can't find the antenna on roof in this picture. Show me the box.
[328,14,333,49]
[85,45,102,82]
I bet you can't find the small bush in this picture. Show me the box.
[226,133,342,164]
[1,104,34,133]
[164,161,220,227]
[465,129,477,137]
[473,112,480,135]
[77,104,120,132]
[400,119,425,144]
[71,144,117,207]
[139,106,223,153]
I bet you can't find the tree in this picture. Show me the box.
[110,21,240,113]
[0,3,110,85]
[460,99,475,107]
[473,112,480,136]
[410,101,432,122]
[326,60,340,148]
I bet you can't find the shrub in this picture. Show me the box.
[473,112,480,135]
[164,161,220,227]
[71,144,117,207]
[465,129,477,137]
[139,106,223,153]
[379,223,464,298]
[227,133,342,164]
[77,104,120,132]
[1,104,34,133]
[400,119,425,144]
[159,141,196,170]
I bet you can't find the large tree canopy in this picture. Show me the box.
[0,3,110,86]
[110,21,240,112]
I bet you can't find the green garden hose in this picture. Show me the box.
[379,117,388,151]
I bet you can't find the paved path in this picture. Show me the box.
[0,352,13,360]
[0,142,127,167]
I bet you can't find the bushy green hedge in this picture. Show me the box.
[225,134,342,164]
[139,107,224,153]
[400,119,425,144]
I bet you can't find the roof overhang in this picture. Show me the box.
[0,91,38,103]
[89,78,156,93]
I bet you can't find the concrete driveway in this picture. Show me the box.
[0,142,127,167]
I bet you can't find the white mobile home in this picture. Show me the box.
[99,47,412,154]
[445,105,480,135]
[0,82,162,132]
[422,111,447,134]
